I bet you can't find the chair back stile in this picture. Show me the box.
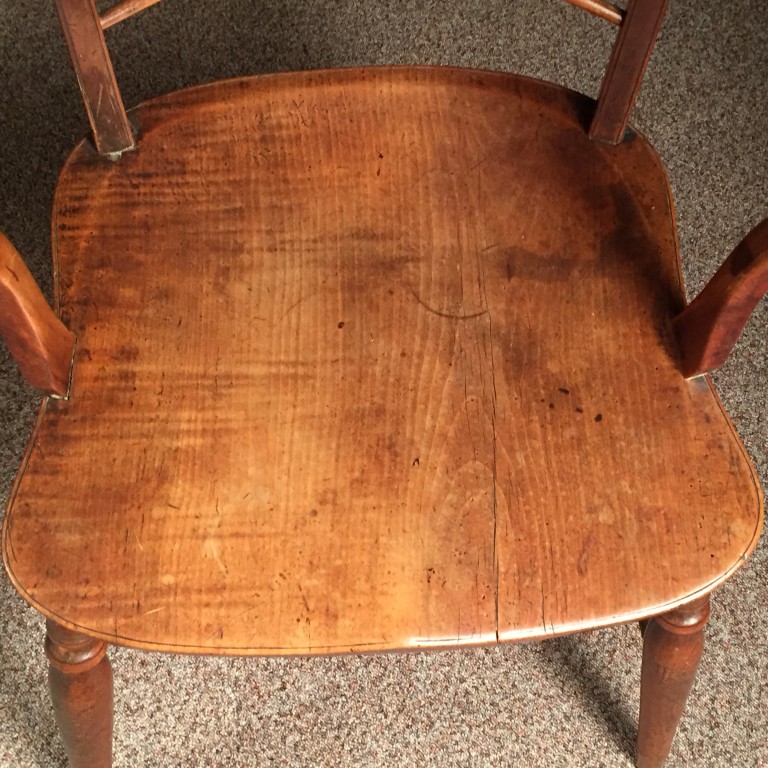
[54,0,667,156]
[589,0,668,143]
[53,0,134,155]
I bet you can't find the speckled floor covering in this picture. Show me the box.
[0,1,766,766]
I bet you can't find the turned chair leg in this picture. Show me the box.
[45,619,113,768]
[636,596,710,768]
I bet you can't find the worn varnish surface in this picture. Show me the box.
[674,217,768,378]
[54,0,135,155]
[2,68,762,654]
[0,232,75,397]
[589,0,668,144]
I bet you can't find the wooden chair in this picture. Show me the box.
[1,0,766,765]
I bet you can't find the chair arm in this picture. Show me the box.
[0,233,75,397]
[673,218,768,378]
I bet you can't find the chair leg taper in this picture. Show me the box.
[636,596,710,768]
[45,619,113,768]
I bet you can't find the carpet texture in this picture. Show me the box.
[0,1,766,766]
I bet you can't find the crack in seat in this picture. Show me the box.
[3,67,762,655]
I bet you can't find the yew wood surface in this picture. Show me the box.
[54,0,135,155]
[0,232,75,397]
[46,620,113,768]
[563,0,624,26]
[100,0,165,29]
[2,68,762,655]
[673,217,768,378]
[589,0,668,144]
[636,597,709,767]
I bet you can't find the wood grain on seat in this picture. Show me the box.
[2,68,762,655]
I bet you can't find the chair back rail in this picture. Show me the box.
[55,0,667,155]
[99,0,627,30]
[100,0,164,29]
[563,0,624,26]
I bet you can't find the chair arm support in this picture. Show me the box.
[0,233,75,397]
[673,218,768,378]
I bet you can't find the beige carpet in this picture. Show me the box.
[1,1,766,766]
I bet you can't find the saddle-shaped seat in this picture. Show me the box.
[1,1,765,766]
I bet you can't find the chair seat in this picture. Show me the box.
[2,67,761,655]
